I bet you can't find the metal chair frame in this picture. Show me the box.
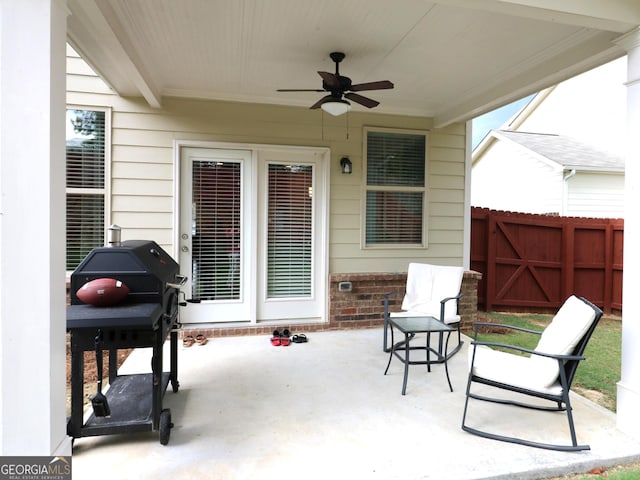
[461,296,603,452]
[383,291,463,360]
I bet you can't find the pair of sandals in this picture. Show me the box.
[183,333,207,347]
[271,329,308,346]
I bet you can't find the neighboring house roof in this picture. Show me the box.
[492,130,625,172]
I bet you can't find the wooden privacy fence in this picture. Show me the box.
[471,208,623,314]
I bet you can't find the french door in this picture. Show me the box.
[178,145,327,325]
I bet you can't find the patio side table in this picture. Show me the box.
[384,315,454,395]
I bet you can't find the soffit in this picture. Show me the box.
[66,0,638,126]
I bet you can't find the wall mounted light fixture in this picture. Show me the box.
[340,157,352,174]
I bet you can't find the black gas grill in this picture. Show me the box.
[67,240,186,446]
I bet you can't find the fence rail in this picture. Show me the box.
[471,207,623,314]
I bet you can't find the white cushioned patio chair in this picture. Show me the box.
[461,295,603,451]
[383,263,464,359]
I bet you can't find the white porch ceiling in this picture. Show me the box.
[66,0,640,127]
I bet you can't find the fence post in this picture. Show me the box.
[486,212,496,312]
[604,222,614,313]
[563,221,574,298]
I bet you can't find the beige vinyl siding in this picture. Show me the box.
[67,47,467,272]
[66,53,113,96]
[111,195,173,212]
[425,125,466,256]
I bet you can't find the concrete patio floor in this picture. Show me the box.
[71,328,640,480]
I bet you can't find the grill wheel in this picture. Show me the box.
[159,408,172,445]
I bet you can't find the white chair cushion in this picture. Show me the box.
[529,295,597,387]
[401,263,434,312]
[400,263,464,322]
[469,346,563,396]
[469,296,596,392]
[430,265,464,320]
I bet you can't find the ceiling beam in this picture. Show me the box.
[437,0,640,33]
[434,31,625,127]
[66,0,162,108]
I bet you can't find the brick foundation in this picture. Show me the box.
[329,270,482,332]
[194,269,481,339]
[67,271,483,339]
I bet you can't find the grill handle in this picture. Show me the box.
[167,275,188,290]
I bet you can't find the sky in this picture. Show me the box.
[471,95,534,150]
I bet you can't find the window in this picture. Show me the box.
[364,128,427,246]
[191,159,242,300]
[266,163,313,298]
[66,108,107,270]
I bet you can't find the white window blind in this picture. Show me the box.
[365,130,426,245]
[267,164,313,298]
[66,109,106,270]
[191,161,241,300]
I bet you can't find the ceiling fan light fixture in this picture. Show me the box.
[321,99,351,116]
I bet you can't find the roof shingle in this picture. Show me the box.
[494,130,625,171]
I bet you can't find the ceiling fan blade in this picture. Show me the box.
[350,80,394,92]
[309,95,334,110]
[318,71,340,89]
[277,88,325,92]
[344,92,379,108]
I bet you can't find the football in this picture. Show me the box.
[76,277,130,306]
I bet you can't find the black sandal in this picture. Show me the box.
[291,334,308,343]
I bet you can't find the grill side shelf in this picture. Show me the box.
[66,303,163,330]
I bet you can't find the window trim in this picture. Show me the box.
[361,126,429,249]
[65,105,112,273]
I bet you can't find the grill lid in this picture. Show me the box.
[70,240,179,305]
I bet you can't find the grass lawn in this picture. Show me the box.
[472,312,635,479]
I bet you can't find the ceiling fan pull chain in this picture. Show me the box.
[346,111,349,140]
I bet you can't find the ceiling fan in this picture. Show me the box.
[277,52,394,115]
